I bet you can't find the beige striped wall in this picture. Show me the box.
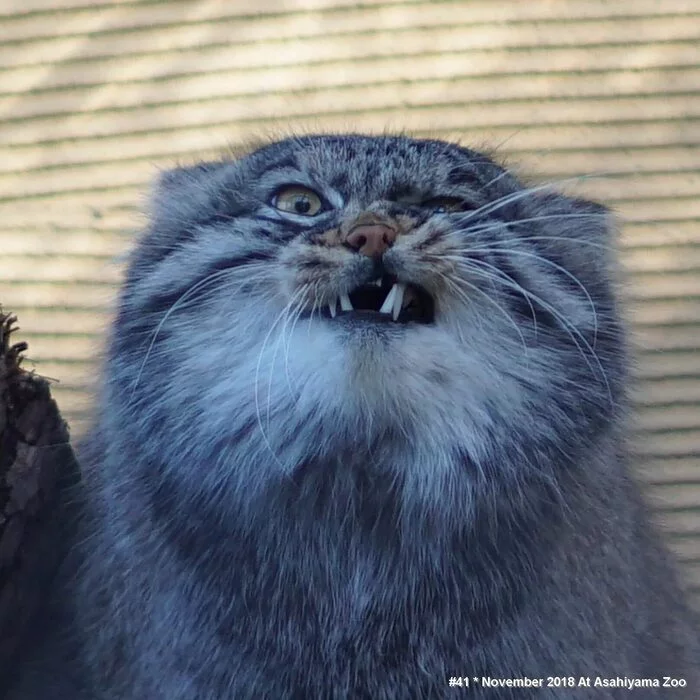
[0,0,699,604]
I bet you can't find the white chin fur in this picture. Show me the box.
[218,309,507,439]
[156,298,532,514]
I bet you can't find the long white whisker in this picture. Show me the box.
[454,246,599,344]
[266,287,306,434]
[471,231,612,252]
[456,259,612,406]
[455,215,612,249]
[437,269,528,357]
[458,176,599,225]
[439,253,538,340]
[130,265,270,398]
[254,286,309,470]
[480,167,515,190]
[280,288,309,400]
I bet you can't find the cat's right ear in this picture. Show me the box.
[156,161,222,191]
[126,161,237,273]
[148,161,231,229]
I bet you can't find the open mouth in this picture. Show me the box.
[321,275,435,324]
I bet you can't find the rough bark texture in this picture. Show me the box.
[0,308,81,684]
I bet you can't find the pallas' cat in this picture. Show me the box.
[8,135,699,699]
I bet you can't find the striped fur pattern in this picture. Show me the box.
[9,135,699,699]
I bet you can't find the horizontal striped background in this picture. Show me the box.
[0,0,699,605]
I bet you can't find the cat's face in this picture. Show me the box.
[111,135,625,505]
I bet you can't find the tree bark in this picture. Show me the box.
[0,308,81,682]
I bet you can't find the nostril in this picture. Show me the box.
[344,224,397,257]
[353,234,368,249]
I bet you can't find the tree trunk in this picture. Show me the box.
[0,308,81,682]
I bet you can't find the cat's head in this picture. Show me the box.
[107,135,627,510]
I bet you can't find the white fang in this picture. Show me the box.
[339,292,353,311]
[392,283,406,321]
[379,284,399,314]
[329,297,337,318]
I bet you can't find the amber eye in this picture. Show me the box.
[421,196,465,213]
[272,186,323,216]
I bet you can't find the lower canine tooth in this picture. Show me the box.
[379,284,398,314]
[339,292,353,311]
[329,298,337,318]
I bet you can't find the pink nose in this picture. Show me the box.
[343,224,397,257]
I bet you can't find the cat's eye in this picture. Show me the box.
[272,186,323,216]
[421,197,465,213]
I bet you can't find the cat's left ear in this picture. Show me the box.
[519,191,621,332]
[527,190,619,270]
[530,190,616,240]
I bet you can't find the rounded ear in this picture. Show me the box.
[496,191,621,339]
[122,161,239,275]
[148,161,232,229]
[155,161,223,191]
[529,190,615,239]
[566,195,617,243]
[526,190,619,270]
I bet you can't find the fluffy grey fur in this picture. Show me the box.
[7,134,699,699]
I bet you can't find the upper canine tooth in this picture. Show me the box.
[379,284,398,314]
[374,279,382,287]
[329,297,337,318]
[339,292,353,311]
[392,283,406,321]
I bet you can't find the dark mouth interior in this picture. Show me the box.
[326,275,434,324]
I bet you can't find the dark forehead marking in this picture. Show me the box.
[386,180,420,200]
[246,135,508,196]
[263,134,462,159]
[254,151,300,174]
[329,170,350,191]
[447,163,491,188]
